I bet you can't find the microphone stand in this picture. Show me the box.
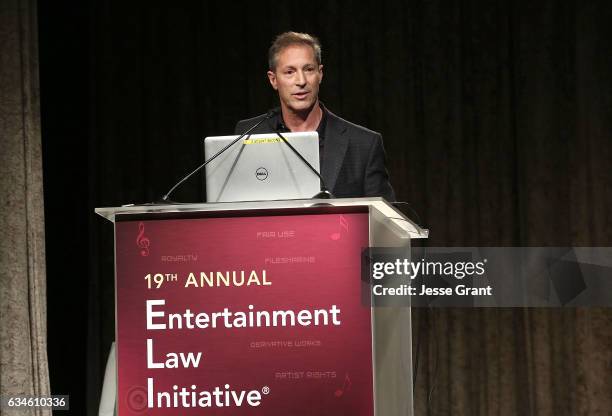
[159,109,278,202]
[272,130,334,199]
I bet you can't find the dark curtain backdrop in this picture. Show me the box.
[38,1,612,415]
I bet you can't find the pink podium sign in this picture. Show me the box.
[115,210,373,415]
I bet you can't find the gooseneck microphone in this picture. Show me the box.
[160,109,279,202]
[272,130,334,199]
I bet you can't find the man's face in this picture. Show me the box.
[267,44,323,115]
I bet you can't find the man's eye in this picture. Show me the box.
[284,70,294,75]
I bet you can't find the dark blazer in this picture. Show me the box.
[234,107,396,201]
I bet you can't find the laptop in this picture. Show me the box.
[204,132,320,202]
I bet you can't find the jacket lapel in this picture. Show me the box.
[321,109,348,193]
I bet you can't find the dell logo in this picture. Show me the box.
[255,167,269,181]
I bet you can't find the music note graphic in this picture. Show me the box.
[330,215,349,240]
[136,222,150,257]
[334,373,352,397]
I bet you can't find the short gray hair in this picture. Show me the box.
[268,31,322,71]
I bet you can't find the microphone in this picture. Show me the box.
[272,130,335,199]
[160,109,279,202]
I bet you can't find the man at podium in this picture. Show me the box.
[235,31,396,202]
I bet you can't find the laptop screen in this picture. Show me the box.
[204,132,320,202]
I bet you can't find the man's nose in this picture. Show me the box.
[295,70,307,86]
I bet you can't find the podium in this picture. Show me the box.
[96,197,428,416]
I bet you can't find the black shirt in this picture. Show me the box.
[271,105,328,165]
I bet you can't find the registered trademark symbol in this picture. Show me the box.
[262,386,270,395]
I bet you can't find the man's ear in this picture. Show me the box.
[319,65,324,84]
[267,70,278,90]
